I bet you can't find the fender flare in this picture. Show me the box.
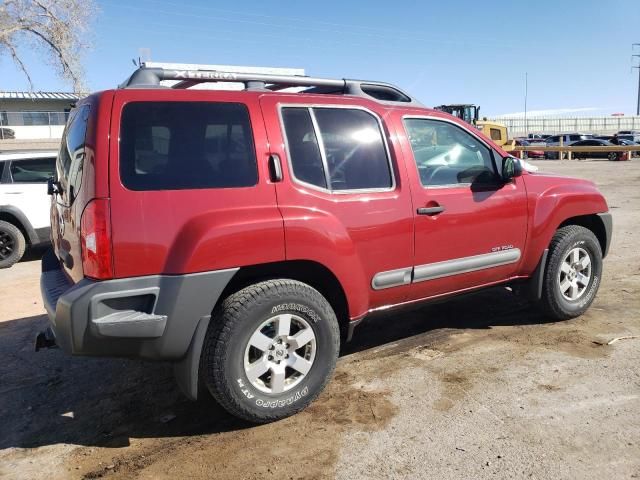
[0,205,38,245]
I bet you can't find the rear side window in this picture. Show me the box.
[282,107,392,191]
[57,104,90,203]
[10,157,56,183]
[120,102,257,191]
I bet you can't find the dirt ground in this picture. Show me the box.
[1,159,639,480]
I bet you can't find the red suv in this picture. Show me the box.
[39,66,612,423]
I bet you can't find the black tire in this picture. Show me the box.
[0,220,26,269]
[201,279,340,423]
[538,225,603,320]
[607,152,617,161]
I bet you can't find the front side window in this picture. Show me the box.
[282,107,392,191]
[120,102,258,191]
[10,157,56,183]
[404,118,498,187]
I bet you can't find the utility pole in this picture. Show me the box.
[524,72,528,136]
[633,44,640,116]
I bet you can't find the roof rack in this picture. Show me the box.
[119,66,421,106]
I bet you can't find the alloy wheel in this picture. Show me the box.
[558,247,592,301]
[0,230,15,261]
[243,313,316,394]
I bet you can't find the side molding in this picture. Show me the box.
[372,249,522,289]
[413,249,521,283]
[371,266,412,290]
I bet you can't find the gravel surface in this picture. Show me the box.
[0,159,638,480]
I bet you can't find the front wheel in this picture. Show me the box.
[608,152,618,161]
[201,279,340,423]
[537,225,603,320]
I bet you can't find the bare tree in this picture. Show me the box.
[0,0,97,91]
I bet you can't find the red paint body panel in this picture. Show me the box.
[259,94,414,318]
[54,87,610,322]
[389,110,529,299]
[107,89,285,277]
[51,91,114,284]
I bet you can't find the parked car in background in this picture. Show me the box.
[617,130,640,143]
[570,139,628,161]
[545,133,594,159]
[0,127,16,140]
[0,151,56,267]
[513,139,545,159]
[527,134,550,140]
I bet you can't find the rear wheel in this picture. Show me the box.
[607,152,618,161]
[537,225,603,320]
[0,220,26,268]
[201,279,340,423]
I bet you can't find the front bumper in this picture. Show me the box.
[40,249,238,360]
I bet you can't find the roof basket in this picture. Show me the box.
[119,66,421,106]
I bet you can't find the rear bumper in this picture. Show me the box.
[40,249,238,360]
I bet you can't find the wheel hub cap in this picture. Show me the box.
[244,314,316,394]
[0,231,15,260]
[558,247,592,301]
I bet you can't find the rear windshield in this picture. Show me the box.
[119,102,258,191]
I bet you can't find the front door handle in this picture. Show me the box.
[417,205,445,215]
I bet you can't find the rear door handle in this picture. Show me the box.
[417,206,445,215]
[268,154,283,182]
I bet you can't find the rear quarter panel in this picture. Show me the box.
[108,89,285,277]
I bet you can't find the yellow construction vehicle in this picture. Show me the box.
[433,104,513,151]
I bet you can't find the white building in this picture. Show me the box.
[0,91,80,140]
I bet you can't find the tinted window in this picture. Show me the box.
[314,108,391,190]
[404,118,498,187]
[57,104,90,203]
[10,157,56,183]
[120,102,257,191]
[283,107,392,191]
[281,108,326,188]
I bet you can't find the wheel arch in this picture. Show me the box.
[217,260,350,340]
[0,206,37,245]
[174,259,351,401]
[559,213,610,258]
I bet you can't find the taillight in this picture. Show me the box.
[81,198,113,279]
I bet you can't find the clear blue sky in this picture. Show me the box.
[1,0,639,116]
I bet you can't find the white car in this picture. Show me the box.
[0,151,57,268]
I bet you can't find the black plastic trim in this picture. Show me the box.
[597,212,612,258]
[0,205,38,245]
[40,248,239,360]
[525,248,549,301]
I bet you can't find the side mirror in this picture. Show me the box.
[47,177,61,196]
[501,156,522,181]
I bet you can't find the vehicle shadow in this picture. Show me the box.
[0,286,549,450]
